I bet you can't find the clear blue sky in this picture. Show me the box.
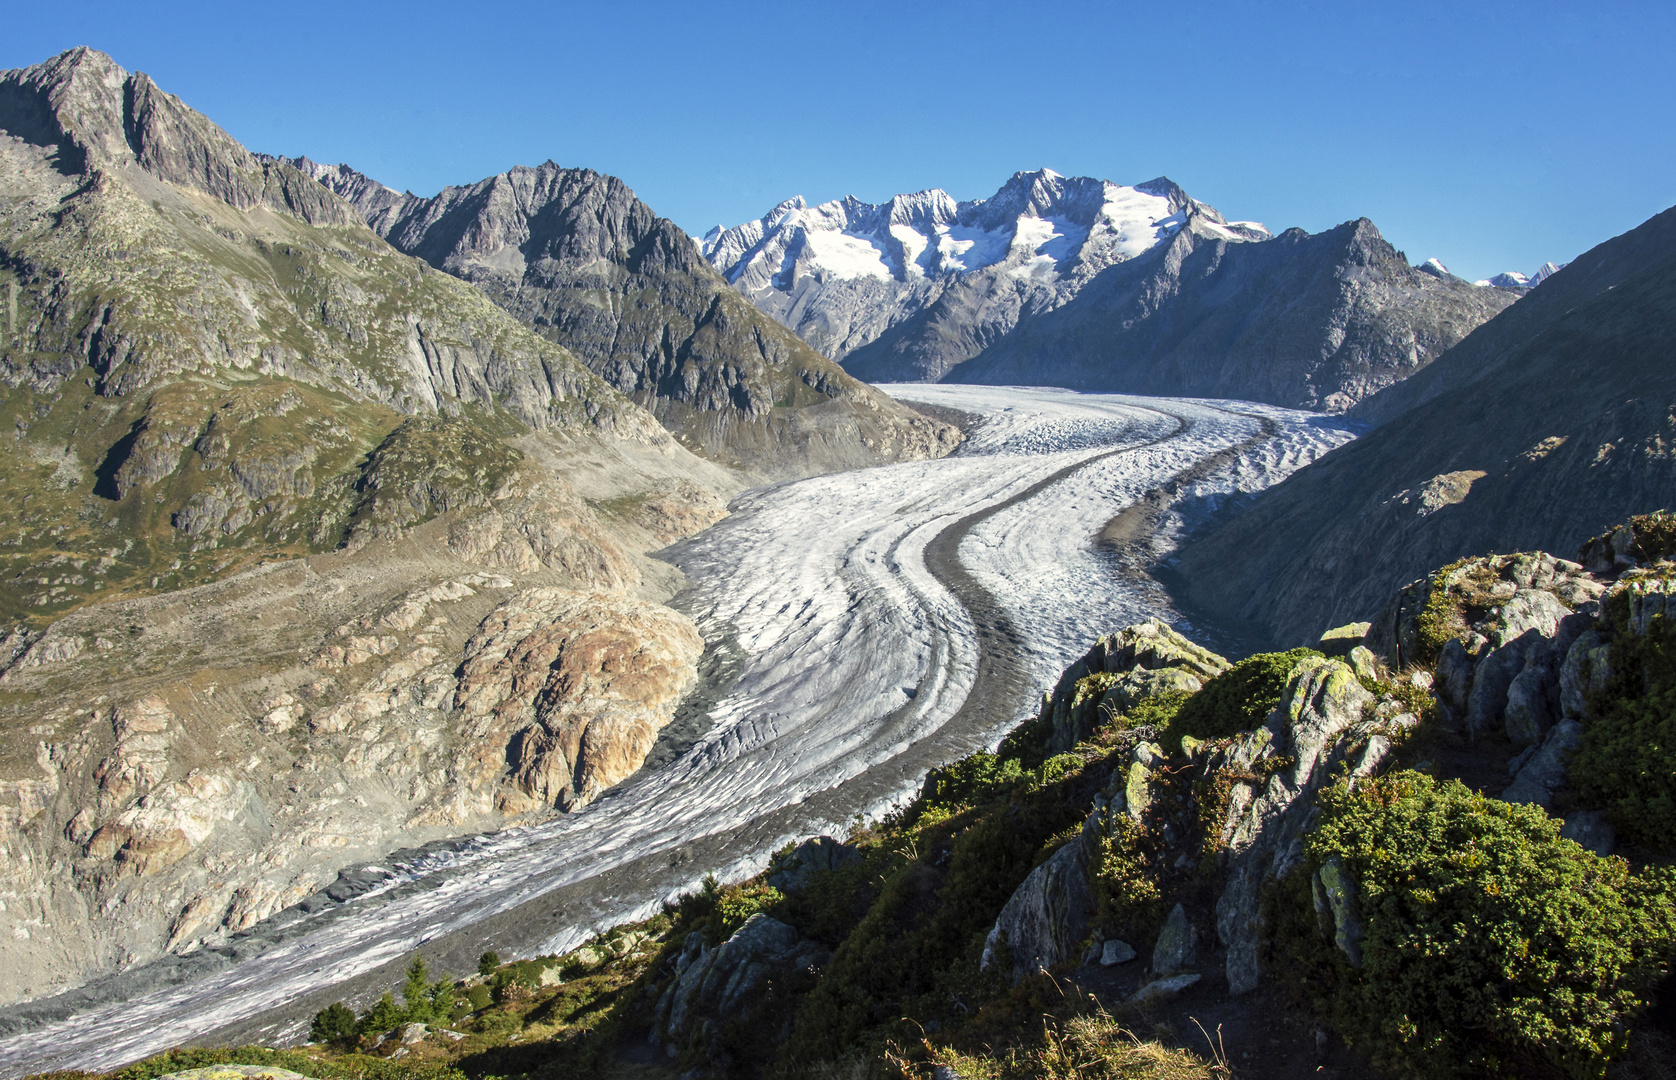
[7,1,1672,282]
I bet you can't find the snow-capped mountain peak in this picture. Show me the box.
[1470,261,1567,289]
[700,169,1271,362]
[705,170,1266,298]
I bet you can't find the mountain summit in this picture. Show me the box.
[703,169,1267,373]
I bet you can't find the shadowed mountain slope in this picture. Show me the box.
[945,215,1519,411]
[1173,203,1676,647]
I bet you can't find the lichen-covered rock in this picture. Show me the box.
[1346,645,1381,683]
[1214,656,1386,995]
[1366,553,1602,673]
[1317,623,1370,657]
[152,1069,312,1080]
[1042,620,1230,752]
[1100,939,1136,966]
[979,813,1101,981]
[1312,857,1364,968]
[1150,903,1198,975]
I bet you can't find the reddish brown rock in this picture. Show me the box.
[456,588,704,810]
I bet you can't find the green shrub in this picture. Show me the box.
[1574,611,1676,847]
[1115,688,1190,732]
[476,950,500,976]
[716,882,785,936]
[1302,772,1676,1079]
[1090,815,1162,941]
[1166,649,1319,747]
[358,991,406,1036]
[917,752,1026,813]
[310,1001,358,1043]
[995,713,1052,769]
[1036,753,1083,788]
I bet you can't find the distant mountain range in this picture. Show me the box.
[1419,258,1568,289]
[705,171,1523,411]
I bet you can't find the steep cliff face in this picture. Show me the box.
[947,216,1519,411]
[1173,203,1676,647]
[0,48,740,1002]
[288,159,960,480]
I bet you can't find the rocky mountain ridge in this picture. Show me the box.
[278,157,959,480]
[250,538,1676,1079]
[707,171,1520,409]
[0,46,746,1005]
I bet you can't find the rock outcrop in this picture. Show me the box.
[1212,656,1400,993]
[286,158,961,481]
[980,810,1102,981]
[1038,619,1229,752]
[1176,201,1676,648]
[979,629,1418,996]
[454,587,703,811]
[1366,552,1603,744]
[652,915,830,1055]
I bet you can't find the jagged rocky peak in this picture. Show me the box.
[281,154,961,479]
[0,47,354,226]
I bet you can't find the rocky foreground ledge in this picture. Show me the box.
[124,516,1676,1080]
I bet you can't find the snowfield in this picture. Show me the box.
[0,387,1354,1075]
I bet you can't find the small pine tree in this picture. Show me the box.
[400,954,433,1023]
[428,973,455,1021]
[477,950,501,975]
[359,990,405,1035]
[309,1001,357,1043]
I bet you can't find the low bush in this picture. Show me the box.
[1300,772,1676,1079]
[102,1047,465,1080]
[1090,815,1163,942]
[1574,610,1676,848]
[916,752,1027,816]
[1166,649,1319,747]
[1115,688,1191,733]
